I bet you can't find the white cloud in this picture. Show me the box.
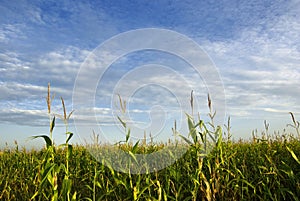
[0,45,91,99]
[264,108,300,114]
[37,46,90,77]
[200,7,300,120]
[0,24,27,43]
[0,52,31,74]
[0,45,91,126]
[1,0,300,140]
[0,107,48,126]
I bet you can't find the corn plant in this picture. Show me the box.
[30,83,59,201]
[30,83,76,201]
[56,97,76,201]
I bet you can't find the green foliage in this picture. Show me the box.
[1,136,300,200]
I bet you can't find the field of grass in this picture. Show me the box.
[1,84,300,200]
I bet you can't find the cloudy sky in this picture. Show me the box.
[1,0,300,148]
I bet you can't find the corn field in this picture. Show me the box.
[0,84,300,200]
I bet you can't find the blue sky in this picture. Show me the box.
[1,0,300,148]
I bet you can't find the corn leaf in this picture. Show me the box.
[50,116,55,133]
[31,135,52,148]
[286,146,300,165]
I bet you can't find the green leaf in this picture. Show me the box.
[199,132,204,143]
[71,192,77,201]
[128,151,138,164]
[59,163,67,173]
[186,114,197,144]
[216,126,223,148]
[132,140,140,153]
[178,134,193,145]
[117,116,126,128]
[67,144,73,158]
[30,191,39,200]
[286,146,300,165]
[41,163,56,186]
[66,132,73,144]
[208,132,215,142]
[62,178,72,195]
[95,181,102,188]
[85,184,93,191]
[31,135,53,148]
[50,116,55,133]
[126,128,131,143]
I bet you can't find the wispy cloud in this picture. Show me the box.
[0,24,27,43]
[1,0,300,144]
[200,4,300,120]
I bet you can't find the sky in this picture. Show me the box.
[1,0,300,149]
